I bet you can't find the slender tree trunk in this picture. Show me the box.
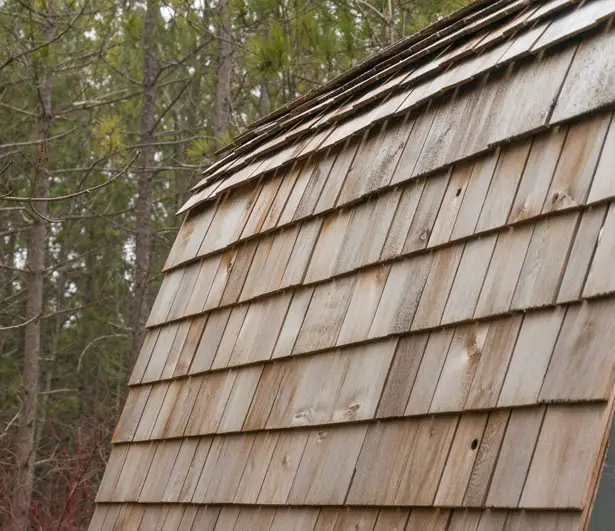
[259,82,270,117]
[12,11,54,527]
[388,0,395,44]
[131,0,159,362]
[172,108,191,210]
[256,16,270,119]
[33,241,66,492]
[0,215,16,356]
[214,0,232,143]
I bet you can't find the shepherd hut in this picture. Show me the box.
[91,0,615,528]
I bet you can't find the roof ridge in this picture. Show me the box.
[214,0,519,158]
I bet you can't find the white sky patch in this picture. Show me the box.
[123,238,135,283]
[13,248,26,270]
[63,314,78,328]
[66,281,78,295]
[161,5,175,22]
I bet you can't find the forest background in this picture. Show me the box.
[0,0,468,528]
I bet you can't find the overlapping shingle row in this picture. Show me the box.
[91,0,615,528]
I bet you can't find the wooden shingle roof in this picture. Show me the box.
[91,0,615,528]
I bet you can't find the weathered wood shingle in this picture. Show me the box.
[92,0,615,528]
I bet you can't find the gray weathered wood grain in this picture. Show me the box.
[520,404,605,509]
[543,113,611,213]
[486,406,545,507]
[551,26,615,123]
[583,203,615,297]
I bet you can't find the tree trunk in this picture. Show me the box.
[388,0,395,44]
[131,0,159,362]
[12,11,54,528]
[172,108,192,210]
[214,0,232,144]
[259,82,270,117]
[0,212,16,357]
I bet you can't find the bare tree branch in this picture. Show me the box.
[0,101,37,116]
[0,313,40,331]
[0,127,76,149]
[77,334,129,373]
[2,151,139,202]
[0,3,86,72]
[0,409,21,441]
[38,388,76,396]
[0,159,14,177]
